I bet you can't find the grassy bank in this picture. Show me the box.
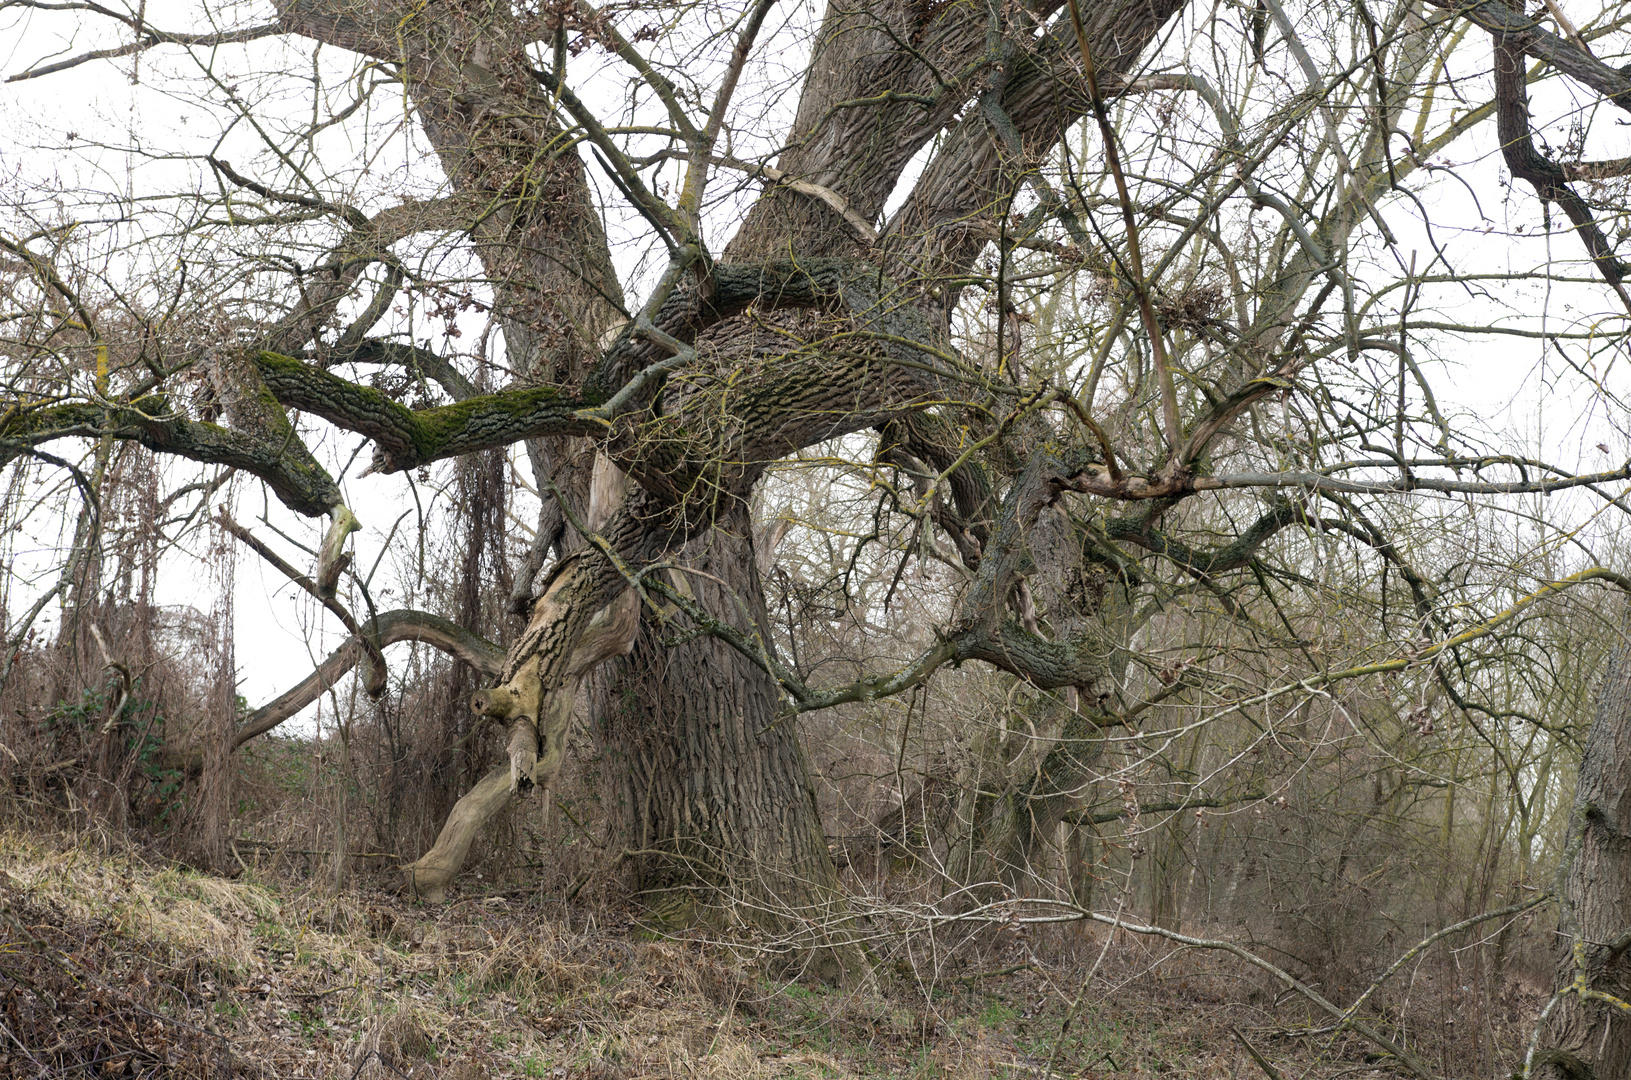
[0,829,1541,1079]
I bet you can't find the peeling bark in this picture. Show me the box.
[402,584,641,900]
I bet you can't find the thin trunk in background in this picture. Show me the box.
[197,499,237,871]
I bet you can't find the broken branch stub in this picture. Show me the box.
[470,685,516,717]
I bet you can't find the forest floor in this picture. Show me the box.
[0,828,1542,1080]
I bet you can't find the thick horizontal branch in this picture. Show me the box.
[1563,156,1631,181]
[256,258,925,481]
[952,619,1113,691]
[581,258,866,403]
[254,352,601,474]
[0,397,342,516]
[668,601,1111,718]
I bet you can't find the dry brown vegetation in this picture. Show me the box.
[0,517,1602,1079]
[0,819,1556,1079]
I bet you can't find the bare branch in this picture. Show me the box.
[5,20,281,82]
[234,608,503,748]
[216,508,388,694]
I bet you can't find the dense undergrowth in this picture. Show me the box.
[0,824,1547,1080]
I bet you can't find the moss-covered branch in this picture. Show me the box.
[253,352,602,474]
[0,397,342,516]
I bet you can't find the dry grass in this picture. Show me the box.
[0,827,1544,1079]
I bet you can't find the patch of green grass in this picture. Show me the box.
[254,918,292,946]
[978,1001,1019,1028]
[908,1047,940,1079]
[291,1008,329,1042]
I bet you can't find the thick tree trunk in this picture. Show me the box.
[592,509,863,980]
[1533,643,1631,1080]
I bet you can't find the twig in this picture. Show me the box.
[1041,897,1123,1078]
[233,838,399,859]
[1080,912,1437,1079]
[951,962,1034,985]
[1063,0,1181,459]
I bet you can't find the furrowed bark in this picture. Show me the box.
[723,0,994,260]
[884,0,1188,275]
[1531,641,1631,1080]
[592,511,869,983]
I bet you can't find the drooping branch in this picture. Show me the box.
[216,509,387,692]
[0,398,343,516]
[234,608,504,748]
[404,559,643,901]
